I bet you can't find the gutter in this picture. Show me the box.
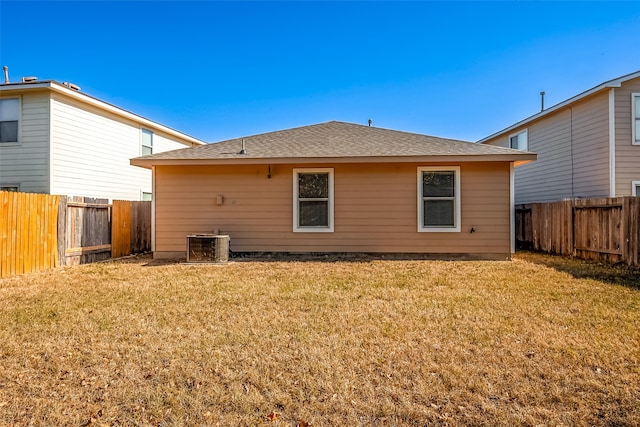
[1,81,206,146]
[131,153,537,169]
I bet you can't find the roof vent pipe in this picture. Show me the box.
[3,66,8,84]
[239,138,246,155]
[368,119,372,127]
[62,82,81,91]
[540,91,546,111]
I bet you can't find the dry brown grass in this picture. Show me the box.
[0,253,639,426]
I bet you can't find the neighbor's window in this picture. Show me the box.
[142,192,153,201]
[418,166,461,232]
[0,185,19,192]
[141,129,153,155]
[509,129,528,150]
[633,181,640,197]
[633,94,640,145]
[0,98,19,143]
[293,168,334,232]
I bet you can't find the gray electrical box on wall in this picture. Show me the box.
[186,234,230,263]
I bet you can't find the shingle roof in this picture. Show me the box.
[132,121,534,167]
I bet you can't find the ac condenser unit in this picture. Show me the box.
[186,234,230,263]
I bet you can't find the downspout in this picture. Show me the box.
[608,88,616,197]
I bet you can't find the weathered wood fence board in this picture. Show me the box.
[516,197,640,267]
[63,197,111,266]
[111,200,131,258]
[1,192,152,278]
[111,200,151,258]
[0,191,60,278]
[130,201,151,254]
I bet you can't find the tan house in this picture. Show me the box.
[132,121,535,259]
[478,70,640,204]
[0,77,204,200]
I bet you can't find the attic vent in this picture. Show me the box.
[62,82,81,91]
[187,234,230,263]
[22,76,38,83]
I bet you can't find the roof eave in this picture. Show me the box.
[477,70,640,144]
[131,153,537,169]
[1,81,206,147]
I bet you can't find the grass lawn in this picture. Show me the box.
[0,252,639,426]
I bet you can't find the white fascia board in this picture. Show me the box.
[1,82,205,147]
[477,70,640,144]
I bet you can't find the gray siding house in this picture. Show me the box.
[479,71,640,204]
[0,78,204,200]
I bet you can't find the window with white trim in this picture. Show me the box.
[632,181,640,196]
[509,129,528,150]
[141,129,153,155]
[142,192,153,201]
[0,98,19,143]
[633,93,640,145]
[293,168,334,232]
[418,166,461,232]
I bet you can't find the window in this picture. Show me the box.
[509,129,528,150]
[293,168,334,232]
[142,192,153,201]
[633,181,640,196]
[633,94,640,145]
[141,129,153,155]
[0,98,19,143]
[0,185,19,192]
[418,167,461,232]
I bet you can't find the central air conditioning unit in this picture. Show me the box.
[186,234,230,263]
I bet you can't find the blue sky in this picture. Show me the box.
[1,1,639,143]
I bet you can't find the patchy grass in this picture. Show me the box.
[0,253,639,426]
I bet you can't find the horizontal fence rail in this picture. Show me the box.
[516,197,640,267]
[1,191,151,278]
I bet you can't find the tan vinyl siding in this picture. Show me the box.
[614,77,640,196]
[154,162,512,257]
[483,92,610,203]
[0,91,50,192]
[49,94,192,200]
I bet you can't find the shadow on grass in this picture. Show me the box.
[516,250,640,290]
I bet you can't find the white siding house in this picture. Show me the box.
[0,80,204,200]
[479,71,640,204]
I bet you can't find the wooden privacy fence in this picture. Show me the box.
[1,191,152,278]
[1,192,60,278]
[112,200,152,258]
[516,197,640,267]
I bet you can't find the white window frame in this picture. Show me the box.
[417,166,461,233]
[0,97,21,145]
[141,191,153,201]
[508,129,529,151]
[293,168,334,233]
[632,93,640,145]
[509,129,528,150]
[141,128,153,155]
[632,181,640,196]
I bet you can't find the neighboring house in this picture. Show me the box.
[0,78,204,200]
[131,121,535,259]
[478,70,640,204]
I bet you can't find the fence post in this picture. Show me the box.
[57,196,67,267]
